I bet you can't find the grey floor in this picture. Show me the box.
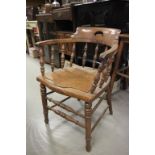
[26,55,129,155]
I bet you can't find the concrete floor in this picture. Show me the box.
[26,55,129,155]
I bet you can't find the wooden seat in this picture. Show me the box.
[37,66,111,102]
[36,27,121,152]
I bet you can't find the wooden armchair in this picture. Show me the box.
[36,27,121,152]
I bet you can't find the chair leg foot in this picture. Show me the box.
[44,118,49,124]
[86,142,91,152]
[85,102,92,152]
[40,83,49,124]
[107,86,113,115]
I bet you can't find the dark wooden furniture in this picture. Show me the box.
[111,34,129,91]
[36,27,120,152]
[26,0,62,6]
[52,6,74,31]
[36,0,128,36]
[26,0,44,6]
[52,0,129,32]
[36,13,56,41]
[36,14,58,64]
[74,0,129,31]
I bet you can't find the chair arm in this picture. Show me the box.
[99,44,118,60]
[120,34,129,39]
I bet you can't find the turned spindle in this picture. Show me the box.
[50,46,55,72]
[60,44,65,68]
[82,43,88,67]
[39,47,45,76]
[70,43,75,67]
[99,64,107,88]
[90,61,105,93]
[92,44,99,68]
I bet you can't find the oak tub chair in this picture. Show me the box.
[36,27,121,152]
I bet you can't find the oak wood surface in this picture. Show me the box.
[36,27,120,152]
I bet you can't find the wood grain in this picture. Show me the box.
[36,27,121,152]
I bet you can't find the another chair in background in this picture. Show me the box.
[110,34,129,92]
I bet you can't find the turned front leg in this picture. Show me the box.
[40,84,49,124]
[85,102,92,152]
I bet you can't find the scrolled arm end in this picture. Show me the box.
[99,44,118,61]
